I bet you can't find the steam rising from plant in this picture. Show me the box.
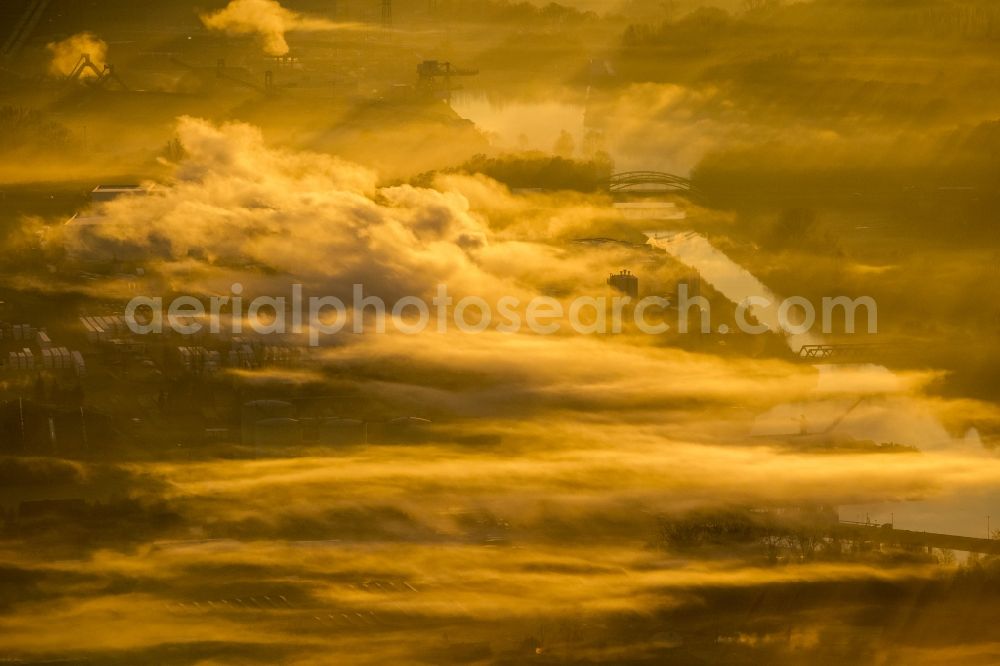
[45,32,107,77]
[200,0,342,56]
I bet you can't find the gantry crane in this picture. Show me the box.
[65,54,128,90]
[416,60,477,102]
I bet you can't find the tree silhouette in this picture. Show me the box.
[0,106,74,153]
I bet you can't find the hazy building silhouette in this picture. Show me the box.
[608,269,639,299]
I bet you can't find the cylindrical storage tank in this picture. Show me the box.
[378,416,432,444]
[253,417,302,448]
[241,400,294,444]
[318,418,366,446]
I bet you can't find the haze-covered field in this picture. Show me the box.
[1,1,999,664]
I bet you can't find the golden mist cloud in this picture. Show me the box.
[200,0,347,56]
[45,32,107,77]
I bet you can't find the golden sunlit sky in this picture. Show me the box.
[0,0,999,664]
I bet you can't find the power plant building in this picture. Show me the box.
[608,270,639,299]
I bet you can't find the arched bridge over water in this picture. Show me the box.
[605,171,694,195]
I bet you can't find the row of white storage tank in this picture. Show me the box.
[176,345,305,373]
[42,347,85,373]
[6,347,86,375]
[0,325,58,348]
[231,344,256,368]
[178,346,222,373]
[0,324,37,341]
[80,315,129,342]
[261,346,304,365]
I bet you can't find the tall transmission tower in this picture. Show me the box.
[381,0,392,28]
